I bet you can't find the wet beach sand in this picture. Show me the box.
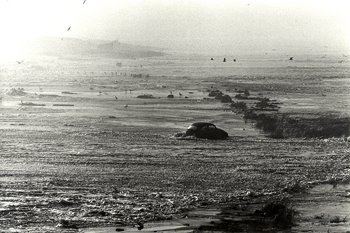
[0,54,350,232]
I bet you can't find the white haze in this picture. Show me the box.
[0,0,349,57]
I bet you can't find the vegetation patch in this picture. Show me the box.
[243,112,350,138]
[228,88,350,139]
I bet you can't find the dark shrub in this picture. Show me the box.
[208,90,223,98]
[255,200,297,228]
[231,101,248,113]
[220,94,233,103]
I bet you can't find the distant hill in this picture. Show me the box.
[97,40,164,58]
[27,37,164,58]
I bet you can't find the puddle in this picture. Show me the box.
[293,183,350,233]
[84,209,221,233]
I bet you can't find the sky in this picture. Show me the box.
[0,0,349,56]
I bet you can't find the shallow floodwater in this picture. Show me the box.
[1,54,350,232]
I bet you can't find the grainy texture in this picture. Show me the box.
[0,55,349,232]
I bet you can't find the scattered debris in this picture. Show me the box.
[137,94,156,99]
[53,104,74,106]
[6,88,27,96]
[61,91,77,95]
[19,102,46,106]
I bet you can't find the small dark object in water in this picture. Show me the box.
[289,57,293,60]
[223,58,226,62]
[167,94,174,98]
[115,228,124,232]
[233,59,236,62]
[185,122,228,139]
[210,58,214,60]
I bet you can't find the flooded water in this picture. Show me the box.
[1,54,350,232]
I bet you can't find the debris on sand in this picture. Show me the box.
[137,94,156,99]
[6,88,27,96]
[38,94,60,98]
[19,102,46,106]
[10,123,25,126]
[53,104,74,106]
[167,91,174,98]
[61,91,77,95]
